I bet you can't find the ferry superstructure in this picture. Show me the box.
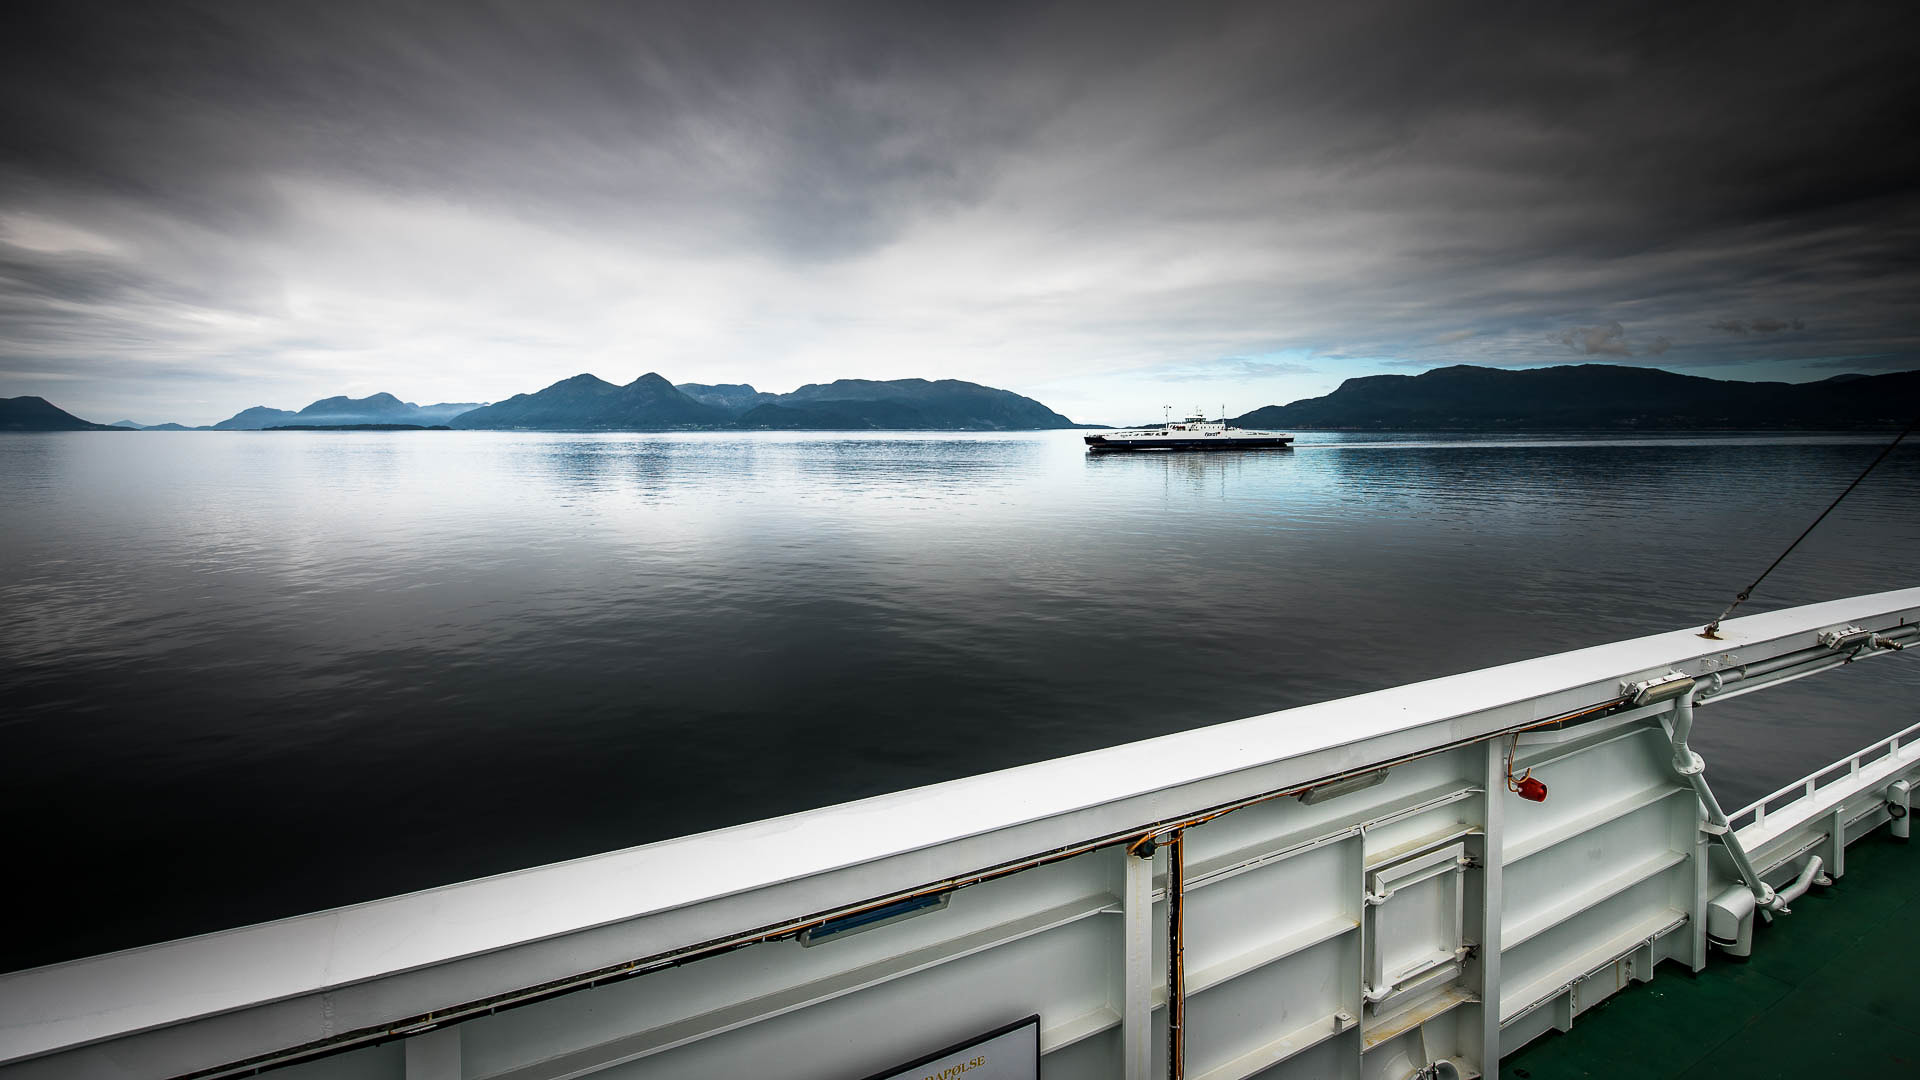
[1085,413,1293,452]
[2,589,1918,1080]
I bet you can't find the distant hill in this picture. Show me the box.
[211,393,481,430]
[678,376,1084,429]
[211,405,302,430]
[1,396,124,431]
[781,378,1082,428]
[295,393,481,426]
[452,373,1085,430]
[675,382,781,414]
[737,399,934,429]
[1234,365,1920,430]
[451,373,732,430]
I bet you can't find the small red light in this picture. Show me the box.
[1516,776,1548,802]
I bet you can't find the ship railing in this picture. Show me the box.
[1731,718,1920,833]
[1723,712,1920,890]
[6,588,1920,1080]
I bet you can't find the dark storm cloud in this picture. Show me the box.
[1159,357,1318,382]
[0,0,1034,255]
[1549,324,1673,359]
[1711,318,1806,335]
[1,0,1917,422]
[0,248,151,306]
[1805,354,1920,371]
[1553,323,1634,357]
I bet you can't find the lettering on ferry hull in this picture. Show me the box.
[856,1015,1038,1080]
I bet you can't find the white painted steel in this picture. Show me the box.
[404,1029,459,1080]
[1122,850,1154,1080]
[2,588,1917,1080]
[1891,779,1913,841]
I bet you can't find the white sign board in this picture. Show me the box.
[858,1015,1039,1080]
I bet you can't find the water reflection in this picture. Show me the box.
[1,429,1915,970]
[1084,446,1299,498]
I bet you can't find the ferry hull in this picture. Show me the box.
[1084,434,1294,451]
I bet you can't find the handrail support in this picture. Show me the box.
[1668,691,1778,910]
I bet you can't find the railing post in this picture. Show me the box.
[1123,842,1156,1080]
[1830,806,1847,879]
[1167,830,1188,1080]
[1478,738,1509,1062]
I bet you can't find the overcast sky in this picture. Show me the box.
[2,1,1916,425]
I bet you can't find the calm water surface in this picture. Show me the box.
[3,429,1917,970]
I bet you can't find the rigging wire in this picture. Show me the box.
[1702,418,1916,638]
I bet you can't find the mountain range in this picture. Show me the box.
[63,375,1084,432]
[1233,365,1920,430]
[450,373,1083,430]
[698,377,1080,430]
[12,364,1919,434]
[209,392,483,430]
[450,373,729,429]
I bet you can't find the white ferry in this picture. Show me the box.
[1085,412,1294,452]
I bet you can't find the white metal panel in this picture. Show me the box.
[1183,934,1356,1080]
[592,917,1109,1080]
[1184,841,1357,977]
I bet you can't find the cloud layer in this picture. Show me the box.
[2,0,1917,423]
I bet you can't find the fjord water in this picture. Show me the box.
[3,430,1917,971]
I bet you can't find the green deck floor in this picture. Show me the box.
[1500,827,1920,1080]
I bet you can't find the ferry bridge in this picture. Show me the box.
[2,588,1917,1080]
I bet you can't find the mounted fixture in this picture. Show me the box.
[1622,671,1696,706]
[1819,625,1873,650]
[1298,768,1389,804]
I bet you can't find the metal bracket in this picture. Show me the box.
[1620,672,1697,707]
[1624,671,1696,706]
[1820,625,1872,650]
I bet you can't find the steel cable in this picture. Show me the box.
[1703,418,1916,637]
